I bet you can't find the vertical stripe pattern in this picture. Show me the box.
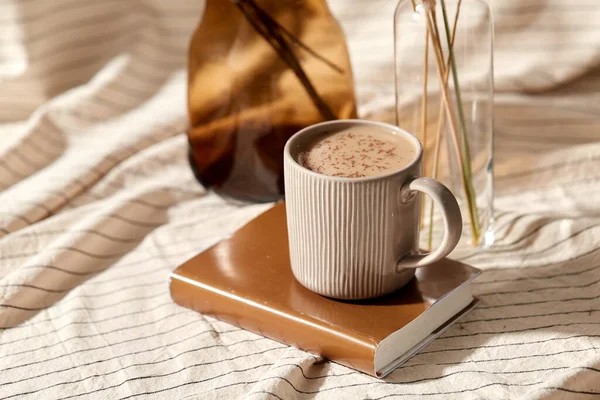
[285,160,408,299]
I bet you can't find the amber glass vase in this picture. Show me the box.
[187,0,357,202]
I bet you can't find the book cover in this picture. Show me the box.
[169,202,480,377]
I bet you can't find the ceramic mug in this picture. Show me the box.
[284,119,462,300]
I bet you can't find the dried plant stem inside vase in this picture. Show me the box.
[427,0,460,250]
[233,0,340,121]
[420,28,429,230]
[439,0,480,244]
[416,0,481,247]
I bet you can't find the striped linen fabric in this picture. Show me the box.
[1,0,600,398]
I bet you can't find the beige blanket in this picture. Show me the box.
[1,0,600,398]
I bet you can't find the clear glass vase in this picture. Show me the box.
[394,0,494,256]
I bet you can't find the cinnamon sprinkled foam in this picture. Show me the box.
[299,127,416,178]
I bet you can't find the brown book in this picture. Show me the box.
[169,203,480,378]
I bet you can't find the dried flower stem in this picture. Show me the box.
[427,0,461,250]
[233,0,336,120]
[250,1,344,74]
[427,118,444,249]
[419,28,429,229]
[421,32,429,172]
[421,0,480,248]
[439,0,480,245]
[422,7,463,173]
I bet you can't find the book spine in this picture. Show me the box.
[169,273,376,376]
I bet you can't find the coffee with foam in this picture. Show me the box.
[298,126,416,178]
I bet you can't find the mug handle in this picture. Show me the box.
[397,177,462,270]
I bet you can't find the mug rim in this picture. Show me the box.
[284,119,423,182]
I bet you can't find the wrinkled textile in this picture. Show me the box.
[1,0,600,399]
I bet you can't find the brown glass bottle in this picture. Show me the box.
[187,0,357,202]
